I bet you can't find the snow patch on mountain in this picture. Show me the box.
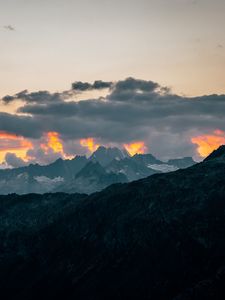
[148,164,179,173]
[34,176,64,184]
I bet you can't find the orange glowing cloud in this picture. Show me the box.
[191,130,225,157]
[41,132,64,154]
[0,131,33,163]
[123,141,147,156]
[80,138,100,152]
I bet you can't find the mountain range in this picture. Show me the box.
[0,146,225,299]
[0,146,196,194]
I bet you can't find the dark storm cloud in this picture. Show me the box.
[18,101,79,116]
[72,82,92,91]
[112,77,159,93]
[93,80,113,89]
[0,112,44,138]
[5,153,27,168]
[2,95,14,103]
[18,87,225,123]
[108,77,167,103]
[2,81,112,105]
[26,147,64,165]
[2,90,64,104]
[72,80,112,91]
[1,78,225,159]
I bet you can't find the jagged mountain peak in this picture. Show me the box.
[132,153,163,165]
[51,155,86,164]
[94,145,129,156]
[204,145,225,162]
[0,147,196,195]
[89,146,130,166]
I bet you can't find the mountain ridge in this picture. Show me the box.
[204,145,225,162]
[0,146,196,194]
[0,146,224,299]
[89,145,130,166]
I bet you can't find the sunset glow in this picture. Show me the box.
[191,130,225,158]
[0,131,33,163]
[80,138,100,153]
[123,141,147,156]
[41,132,64,155]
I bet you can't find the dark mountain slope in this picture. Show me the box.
[0,156,88,194]
[167,157,196,169]
[106,156,158,181]
[132,153,163,165]
[0,155,88,181]
[55,161,128,194]
[1,147,225,299]
[204,145,225,162]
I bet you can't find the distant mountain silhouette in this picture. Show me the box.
[0,146,225,299]
[0,146,196,194]
[0,155,88,194]
[55,161,127,194]
[0,155,88,180]
[89,146,130,166]
[132,153,163,165]
[106,156,158,181]
[167,157,196,169]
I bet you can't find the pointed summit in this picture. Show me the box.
[89,146,130,166]
[132,153,163,165]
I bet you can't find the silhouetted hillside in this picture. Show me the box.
[0,147,224,299]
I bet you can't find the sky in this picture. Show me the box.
[0,0,225,167]
[1,0,225,97]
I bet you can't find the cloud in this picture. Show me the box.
[0,77,225,161]
[1,81,111,105]
[112,77,159,93]
[3,25,15,31]
[0,131,33,165]
[108,77,170,103]
[0,113,44,138]
[2,90,64,105]
[217,44,223,49]
[93,80,113,89]
[0,162,8,170]
[5,153,28,168]
[72,80,112,91]
[71,82,92,91]
[26,147,64,165]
